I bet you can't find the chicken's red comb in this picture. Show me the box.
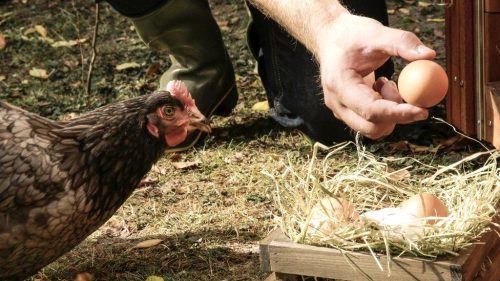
[166,80,195,108]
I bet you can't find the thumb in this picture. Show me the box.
[379,28,436,61]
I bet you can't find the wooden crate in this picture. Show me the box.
[260,228,500,281]
[446,0,500,148]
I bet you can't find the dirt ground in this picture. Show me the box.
[0,0,484,280]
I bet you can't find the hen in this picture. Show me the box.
[0,80,211,280]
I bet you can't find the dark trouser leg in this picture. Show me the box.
[247,0,393,145]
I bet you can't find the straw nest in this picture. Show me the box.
[264,137,500,266]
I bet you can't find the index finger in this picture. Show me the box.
[338,75,428,124]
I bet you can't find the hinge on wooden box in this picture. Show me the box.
[436,0,454,8]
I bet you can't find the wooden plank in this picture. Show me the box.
[261,228,291,272]
[458,0,476,134]
[485,89,500,148]
[446,0,462,129]
[474,234,500,281]
[485,0,500,13]
[484,13,500,84]
[268,239,459,281]
[265,272,299,281]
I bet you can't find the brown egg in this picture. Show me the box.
[399,193,449,225]
[310,197,359,234]
[397,60,449,108]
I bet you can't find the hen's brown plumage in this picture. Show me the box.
[0,88,209,280]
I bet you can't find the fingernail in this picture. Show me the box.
[414,113,427,121]
[380,77,389,82]
[417,45,434,54]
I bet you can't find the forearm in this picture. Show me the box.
[249,0,350,58]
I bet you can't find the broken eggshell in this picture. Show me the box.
[362,208,424,239]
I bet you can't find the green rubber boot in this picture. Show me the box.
[130,0,238,152]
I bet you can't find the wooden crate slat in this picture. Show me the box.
[268,239,458,281]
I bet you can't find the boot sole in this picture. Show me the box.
[165,82,237,153]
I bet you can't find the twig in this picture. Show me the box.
[71,1,85,90]
[86,3,100,96]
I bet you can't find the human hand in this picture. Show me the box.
[317,14,436,139]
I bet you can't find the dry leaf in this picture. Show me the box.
[74,272,93,281]
[64,61,76,69]
[427,18,445,23]
[132,239,163,249]
[168,154,183,161]
[24,28,36,36]
[390,141,409,152]
[138,177,159,187]
[51,40,78,47]
[408,143,430,152]
[265,153,281,160]
[10,91,22,99]
[59,112,79,121]
[434,29,444,37]
[399,8,410,14]
[29,68,50,79]
[387,168,411,180]
[418,1,432,7]
[0,75,5,82]
[145,63,161,78]
[116,62,140,70]
[252,100,270,111]
[146,277,164,281]
[151,165,166,175]
[387,9,395,15]
[171,161,201,170]
[0,32,5,51]
[36,101,49,107]
[21,0,28,3]
[218,21,229,27]
[35,25,47,37]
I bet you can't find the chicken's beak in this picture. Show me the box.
[189,110,212,133]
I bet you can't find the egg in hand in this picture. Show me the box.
[397,60,448,108]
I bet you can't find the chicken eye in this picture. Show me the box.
[163,106,175,117]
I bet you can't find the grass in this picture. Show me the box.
[0,0,483,280]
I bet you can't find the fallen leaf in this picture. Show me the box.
[35,25,47,37]
[36,101,49,107]
[235,74,243,81]
[0,32,5,50]
[24,28,36,36]
[230,17,239,24]
[51,40,78,47]
[235,152,244,158]
[0,75,5,82]
[171,186,187,194]
[218,21,229,27]
[387,9,395,15]
[414,28,421,33]
[146,276,164,281]
[418,1,432,7]
[171,161,201,170]
[408,143,430,152]
[252,100,270,111]
[168,153,183,161]
[59,112,79,121]
[434,29,444,37]
[21,0,28,3]
[116,62,140,70]
[265,153,281,160]
[10,91,22,99]
[145,63,161,78]
[387,168,411,180]
[74,272,93,281]
[427,18,445,23]
[399,8,410,14]
[64,61,76,69]
[151,165,166,175]
[29,68,51,79]
[132,239,163,249]
[390,141,409,152]
[21,80,28,84]
[138,177,159,187]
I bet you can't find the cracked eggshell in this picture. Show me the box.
[309,197,359,234]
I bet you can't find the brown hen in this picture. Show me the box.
[0,81,210,280]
